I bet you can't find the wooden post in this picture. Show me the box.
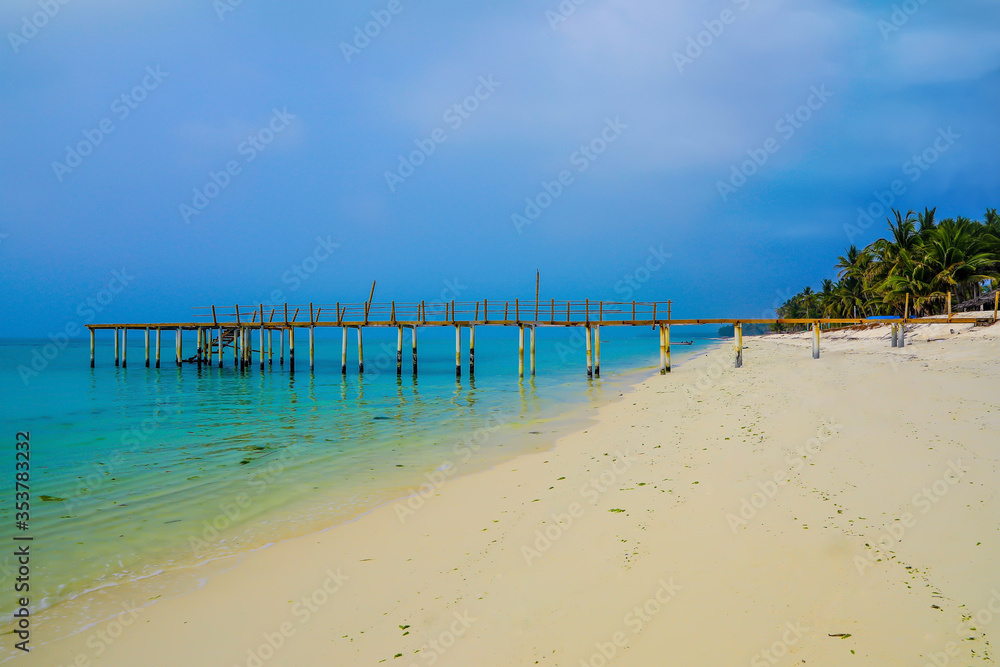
[904,294,910,320]
[156,329,161,369]
[593,325,600,378]
[289,327,295,372]
[664,324,671,373]
[267,330,273,366]
[233,328,239,368]
[891,323,898,348]
[309,326,315,372]
[411,326,418,375]
[585,325,593,379]
[455,326,461,378]
[195,328,202,367]
[176,328,182,367]
[114,327,119,367]
[947,292,952,319]
[518,325,525,378]
[89,328,95,368]
[121,329,127,368]
[341,327,348,374]
[735,323,743,368]
[279,329,284,366]
[898,322,905,347]
[812,321,820,359]
[994,291,999,322]
[469,325,476,376]
[658,324,666,374]
[261,326,266,371]
[357,327,364,374]
[530,325,536,377]
[396,326,403,376]
[208,328,214,367]
[144,328,150,368]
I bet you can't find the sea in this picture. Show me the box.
[0,327,717,651]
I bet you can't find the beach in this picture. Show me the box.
[27,320,1000,666]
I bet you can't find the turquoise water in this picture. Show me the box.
[0,328,714,628]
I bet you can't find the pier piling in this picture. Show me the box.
[411,326,418,375]
[309,326,315,372]
[156,329,161,368]
[530,326,536,377]
[735,323,743,368]
[357,327,363,374]
[341,327,348,374]
[518,325,525,378]
[454,326,461,378]
[289,328,295,372]
[658,324,665,374]
[593,325,600,378]
[585,325,593,379]
[812,322,820,359]
[396,326,403,376]
[121,329,127,368]
[144,328,150,368]
[469,325,475,376]
[89,328,95,368]
[176,329,182,367]
[664,324,671,373]
[114,327,119,367]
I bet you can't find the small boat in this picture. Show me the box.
[675,341,694,346]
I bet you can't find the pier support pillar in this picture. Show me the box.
[412,327,418,375]
[262,326,267,371]
[530,326,537,377]
[89,328,95,368]
[812,322,820,359]
[455,326,461,378]
[121,329,127,368]
[735,323,743,368]
[208,329,214,367]
[233,328,239,369]
[518,325,525,378]
[114,327,119,367]
[176,328,182,367]
[289,328,295,372]
[267,330,273,366]
[357,327,364,374]
[144,328,150,368]
[665,324,671,373]
[309,326,315,372]
[196,328,203,367]
[341,327,348,374]
[585,325,593,379]
[397,326,403,376]
[155,329,161,368]
[469,325,475,376]
[593,325,599,378]
[658,324,665,374]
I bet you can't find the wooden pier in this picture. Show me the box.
[85,298,994,377]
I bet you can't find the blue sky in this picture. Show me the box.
[2,0,998,336]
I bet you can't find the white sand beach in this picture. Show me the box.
[32,319,1000,666]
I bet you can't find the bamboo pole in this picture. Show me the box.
[664,324,671,373]
[658,324,665,374]
[812,321,820,359]
[341,327,348,374]
[412,326,418,374]
[469,325,476,376]
[89,328,95,368]
[593,325,599,378]
[144,328,150,368]
[396,326,403,376]
[530,325,536,377]
[455,326,461,378]
[121,329,127,368]
[156,329,161,369]
[357,327,364,374]
[735,323,743,368]
[518,325,525,378]
[114,327,119,366]
[585,325,593,379]
[309,326,315,372]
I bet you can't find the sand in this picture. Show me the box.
[26,317,1000,666]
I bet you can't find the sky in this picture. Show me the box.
[1,0,998,337]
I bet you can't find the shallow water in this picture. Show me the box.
[0,327,714,623]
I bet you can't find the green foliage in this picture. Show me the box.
[777,207,999,321]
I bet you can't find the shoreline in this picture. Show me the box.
[14,323,1000,664]
[2,344,714,660]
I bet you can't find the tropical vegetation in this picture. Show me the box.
[774,207,1000,331]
